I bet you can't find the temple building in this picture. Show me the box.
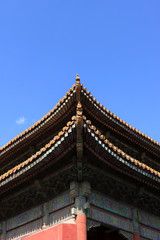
[0,75,160,240]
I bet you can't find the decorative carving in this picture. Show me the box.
[70,181,79,201]
[6,218,42,240]
[49,206,72,226]
[76,102,83,130]
[75,74,81,102]
[81,181,91,198]
[76,74,80,84]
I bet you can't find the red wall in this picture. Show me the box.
[21,223,76,240]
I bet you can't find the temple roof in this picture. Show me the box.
[0,119,76,193]
[0,114,160,193]
[0,75,160,181]
[0,74,160,220]
[0,85,76,154]
[0,74,160,155]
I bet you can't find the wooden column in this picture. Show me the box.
[133,233,140,240]
[132,208,140,240]
[75,197,87,240]
[70,181,91,240]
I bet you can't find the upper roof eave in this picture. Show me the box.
[0,119,76,191]
[0,85,76,156]
[83,116,160,184]
[81,86,160,152]
[1,75,159,159]
[0,114,159,192]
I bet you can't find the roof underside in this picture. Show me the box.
[0,75,160,220]
[0,115,159,192]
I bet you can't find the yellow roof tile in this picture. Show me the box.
[0,86,75,153]
[85,118,160,178]
[82,87,160,148]
[0,119,75,183]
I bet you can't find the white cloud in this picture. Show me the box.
[16,117,26,125]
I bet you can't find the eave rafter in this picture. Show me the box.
[83,117,160,189]
[1,74,160,160]
[81,87,160,155]
[0,120,76,193]
[1,114,159,194]
[0,74,159,196]
[0,85,77,157]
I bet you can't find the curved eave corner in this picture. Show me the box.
[83,116,160,189]
[0,120,76,193]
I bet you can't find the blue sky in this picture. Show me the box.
[0,0,160,147]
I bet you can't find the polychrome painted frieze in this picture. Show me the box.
[6,218,42,240]
[49,206,72,226]
[91,190,131,219]
[49,191,70,213]
[5,191,70,233]
[139,210,160,231]
[91,207,132,232]
[140,225,160,240]
[6,206,42,231]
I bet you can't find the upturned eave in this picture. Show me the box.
[0,115,160,194]
[1,75,160,169]
[0,86,76,159]
[0,120,76,194]
[81,87,160,156]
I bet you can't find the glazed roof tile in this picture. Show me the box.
[0,115,159,189]
[0,85,76,154]
[1,75,160,158]
[0,119,76,185]
[81,87,160,148]
[83,116,160,180]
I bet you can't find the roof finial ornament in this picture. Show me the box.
[76,74,81,102]
[76,74,80,85]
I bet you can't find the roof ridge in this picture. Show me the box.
[0,118,76,183]
[83,116,160,178]
[81,87,160,148]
